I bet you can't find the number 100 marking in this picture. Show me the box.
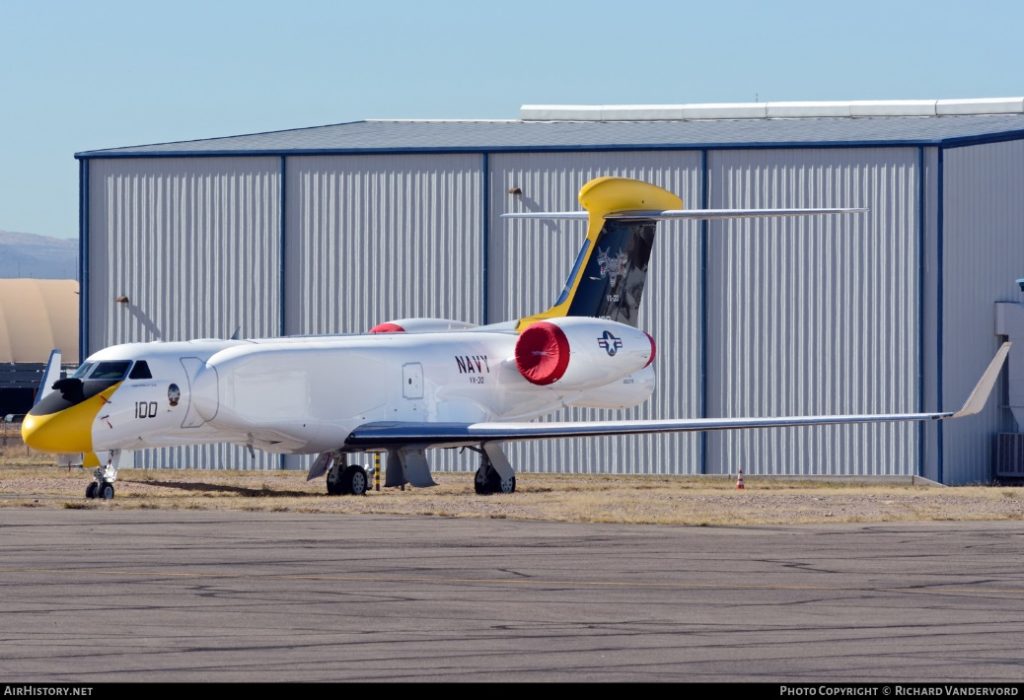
[135,401,158,419]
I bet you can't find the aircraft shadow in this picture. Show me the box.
[124,480,313,498]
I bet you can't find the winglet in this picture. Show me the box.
[953,341,1011,418]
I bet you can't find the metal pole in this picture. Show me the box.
[374,453,381,492]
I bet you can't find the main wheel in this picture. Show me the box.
[342,466,368,496]
[326,464,344,495]
[99,483,115,500]
[85,482,98,499]
[475,462,515,495]
[498,474,516,494]
[474,464,496,494]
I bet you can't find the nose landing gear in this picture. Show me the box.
[84,451,120,500]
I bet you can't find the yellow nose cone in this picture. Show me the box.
[21,409,93,453]
[21,384,120,453]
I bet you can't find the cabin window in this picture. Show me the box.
[89,361,132,380]
[129,361,152,379]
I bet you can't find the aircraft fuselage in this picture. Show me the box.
[23,318,657,457]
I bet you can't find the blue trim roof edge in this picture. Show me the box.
[74,128,1024,160]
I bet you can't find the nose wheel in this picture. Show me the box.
[84,462,118,500]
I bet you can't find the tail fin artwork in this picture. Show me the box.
[503,177,867,331]
[507,177,680,330]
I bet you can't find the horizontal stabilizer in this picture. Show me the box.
[501,207,867,221]
[501,211,589,220]
[608,207,868,221]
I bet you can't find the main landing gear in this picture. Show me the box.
[474,455,516,495]
[326,463,369,496]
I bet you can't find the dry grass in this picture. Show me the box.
[0,432,51,466]
[1,459,1022,526]
[3,432,1022,526]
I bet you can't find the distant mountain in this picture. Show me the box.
[0,230,77,279]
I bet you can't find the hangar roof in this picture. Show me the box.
[0,279,78,364]
[77,113,1024,158]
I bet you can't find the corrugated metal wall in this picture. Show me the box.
[285,154,483,334]
[941,140,1024,483]
[283,153,484,471]
[705,149,921,476]
[90,141,1024,482]
[88,157,281,469]
[488,152,704,474]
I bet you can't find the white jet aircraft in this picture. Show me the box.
[21,177,1009,499]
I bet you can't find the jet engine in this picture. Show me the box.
[514,317,655,390]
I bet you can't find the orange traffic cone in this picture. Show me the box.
[736,468,745,490]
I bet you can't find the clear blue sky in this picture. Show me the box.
[1,0,1022,239]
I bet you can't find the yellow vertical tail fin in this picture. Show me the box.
[516,177,682,332]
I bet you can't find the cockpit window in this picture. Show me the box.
[129,361,152,380]
[89,361,132,380]
[72,363,94,379]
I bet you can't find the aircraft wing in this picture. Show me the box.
[346,342,1010,449]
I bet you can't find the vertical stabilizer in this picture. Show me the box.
[517,177,682,331]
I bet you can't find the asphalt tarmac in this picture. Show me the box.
[0,509,1022,682]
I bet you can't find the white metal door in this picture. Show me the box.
[402,363,424,400]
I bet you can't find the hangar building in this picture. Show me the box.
[0,279,78,417]
[74,98,1024,484]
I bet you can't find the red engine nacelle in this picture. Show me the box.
[514,317,655,389]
